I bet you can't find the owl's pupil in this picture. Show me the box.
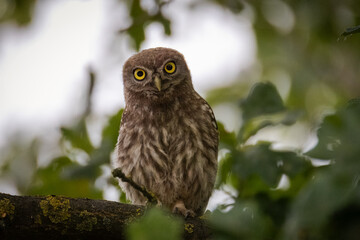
[166,65,172,71]
[137,71,144,77]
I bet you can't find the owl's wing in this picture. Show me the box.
[206,100,218,130]
[117,108,130,143]
[195,93,218,130]
[119,108,129,127]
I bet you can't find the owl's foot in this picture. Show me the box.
[172,200,195,218]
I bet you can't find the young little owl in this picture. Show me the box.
[115,47,218,217]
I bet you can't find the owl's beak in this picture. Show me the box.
[154,76,162,91]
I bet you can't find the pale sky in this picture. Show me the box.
[0,0,256,141]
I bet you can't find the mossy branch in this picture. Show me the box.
[0,192,210,240]
[112,168,158,205]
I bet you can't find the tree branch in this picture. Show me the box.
[0,192,210,240]
[112,168,158,205]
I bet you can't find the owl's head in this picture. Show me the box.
[122,47,193,103]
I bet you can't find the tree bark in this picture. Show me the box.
[0,192,210,240]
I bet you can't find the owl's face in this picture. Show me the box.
[122,48,193,102]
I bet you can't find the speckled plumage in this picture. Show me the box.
[114,47,218,217]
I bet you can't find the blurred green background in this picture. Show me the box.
[1,0,360,239]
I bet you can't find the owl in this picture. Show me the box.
[115,47,218,217]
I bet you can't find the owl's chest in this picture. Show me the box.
[145,110,196,142]
[132,104,201,146]
[118,100,217,178]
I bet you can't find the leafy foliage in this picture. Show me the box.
[14,70,124,199]
[126,208,183,240]
[210,82,359,240]
[0,0,36,26]
[238,82,302,142]
[61,120,94,155]
[209,201,271,240]
[240,82,286,121]
[61,109,124,179]
[283,100,360,239]
[23,112,122,199]
[25,108,124,199]
[28,156,102,199]
[122,0,171,50]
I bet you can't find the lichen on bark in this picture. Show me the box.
[76,210,98,232]
[0,198,15,220]
[184,223,194,233]
[39,195,71,224]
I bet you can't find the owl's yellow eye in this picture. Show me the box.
[134,69,146,81]
[164,62,176,74]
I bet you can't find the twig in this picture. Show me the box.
[340,25,360,37]
[84,67,95,116]
[112,168,158,205]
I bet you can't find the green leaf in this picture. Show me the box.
[216,152,235,188]
[219,143,311,197]
[61,119,94,154]
[153,12,171,36]
[209,201,271,240]
[27,157,101,199]
[240,143,283,187]
[305,114,340,159]
[217,142,311,197]
[306,98,360,160]
[239,143,309,188]
[255,193,290,227]
[123,0,172,51]
[65,109,124,179]
[283,171,354,238]
[206,82,250,106]
[0,0,36,26]
[101,109,123,145]
[127,208,183,240]
[290,99,360,237]
[239,110,302,142]
[280,150,312,178]
[237,82,294,143]
[161,17,171,35]
[126,0,148,50]
[240,82,286,122]
[218,121,237,150]
[127,23,146,51]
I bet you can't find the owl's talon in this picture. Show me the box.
[172,200,195,218]
[185,209,195,218]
